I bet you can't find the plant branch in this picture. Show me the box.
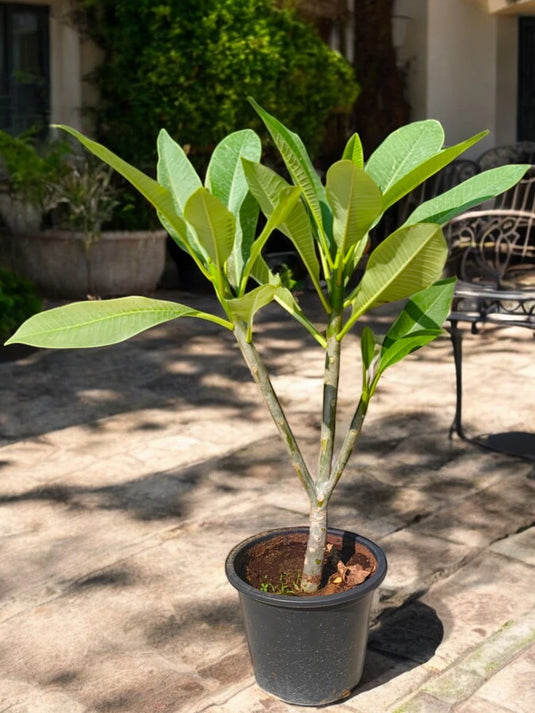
[328,395,369,496]
[233,320,316,501]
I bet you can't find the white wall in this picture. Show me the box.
[50,2,83,130]
[396,0,519,157]
[427,0,498,155]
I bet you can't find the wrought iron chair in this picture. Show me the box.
[444,206,535,461]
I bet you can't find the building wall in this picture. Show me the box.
[395,0,519,157]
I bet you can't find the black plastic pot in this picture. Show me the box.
[225,526,387,706]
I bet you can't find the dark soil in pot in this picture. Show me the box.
[244,530,378,596]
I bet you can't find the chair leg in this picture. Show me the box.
[449,321,467,440]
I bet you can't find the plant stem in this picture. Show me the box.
[302,295,343,593]
[300,503,328,592]
[317,306,343,490]
[233,321,316,501]
[329,395,369,492]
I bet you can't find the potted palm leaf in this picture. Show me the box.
[6,100,528,705]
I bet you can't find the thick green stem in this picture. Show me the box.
[301,503,328,593]
[233,321,316,501]
[317,307,343,488]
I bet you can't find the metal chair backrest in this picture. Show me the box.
[477,141,535,170]
[444,208,535,288]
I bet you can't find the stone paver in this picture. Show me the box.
[1,290,534,712]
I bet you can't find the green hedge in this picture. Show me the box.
[78,0,359,172]
[0,268,42,341]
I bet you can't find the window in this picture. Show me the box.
[518,17,535,141]
[0,3,50,135]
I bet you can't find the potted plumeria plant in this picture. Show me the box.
[6,100,527,705]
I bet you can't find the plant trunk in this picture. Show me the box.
[301,503,328,592]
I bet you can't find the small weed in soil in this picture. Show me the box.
[259,571,302,595]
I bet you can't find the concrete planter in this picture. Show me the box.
[13,229,167,298]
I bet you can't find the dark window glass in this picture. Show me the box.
[0,3,50,134]
[518,17,535,141]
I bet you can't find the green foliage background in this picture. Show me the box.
[0,268,42,340]
[77,0,359,174]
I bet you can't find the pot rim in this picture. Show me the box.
[225,526,387,609]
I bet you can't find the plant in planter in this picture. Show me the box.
[8,150,168,299]
[0,129,71,234]
[6,102,528,704]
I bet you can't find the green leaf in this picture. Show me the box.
[342,133,364,168]
[54,125,186,242]
[158,129,202,212]
[227,284,278,337]
[242,159,320,283]
[205,130,262,287]
[243,186,303,287]
[402,164,531,227]
[326,160,382,252]
[347,223,448,324]
[5,297,231,349]
[183,187,235,270]
[377,278,456,374]
[382,278,456,349]
[378,329,444,373]
[206,129,262,210]
[360,326,376,371]
[157,129,205,257]
[365,120,445,193]
[248,98,328,233]
[381,131,488,213]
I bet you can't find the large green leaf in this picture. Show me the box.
[248,98,328,234]
[378,330,444,373]
[382,278,456,347]
[205,129,261,210]
[158,129,202,212]
[54,125,186,242]
[5,297,231,349]
[402,164,531,227]
[380,131,488,213]
[242,159,320,283]
[157,129,205,257]
[326,160,382,252]
[347,223,448,326]
[183,187,235,270]
[378,278,456,373]
[205,130,262,287]
[365,120,445,193]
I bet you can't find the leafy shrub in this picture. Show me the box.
[0,129,71,209]
[0,268,42,340]
[77,0,359,172]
